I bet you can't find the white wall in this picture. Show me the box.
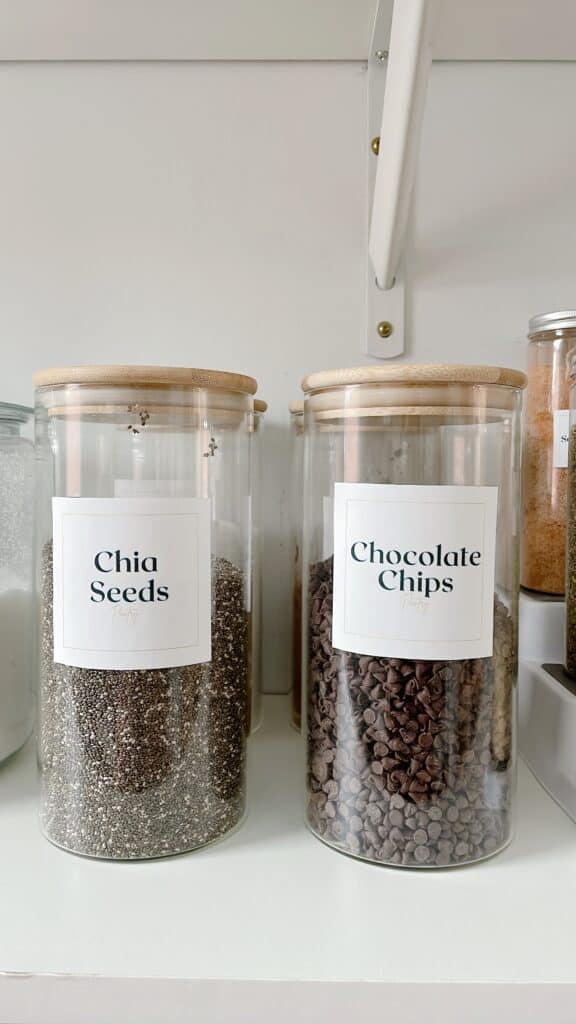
[414,61,576,366]
[1,60,575,691]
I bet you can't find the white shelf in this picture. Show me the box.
[1,695,576,1023]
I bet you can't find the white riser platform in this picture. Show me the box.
[518,590,576,823]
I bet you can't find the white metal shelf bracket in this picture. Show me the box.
[366,0,436,359]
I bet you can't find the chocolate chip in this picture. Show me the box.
[306,556,515,868]
[427,821,442,841]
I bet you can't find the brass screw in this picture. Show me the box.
[371,136,380,155]
[377,321,393,338]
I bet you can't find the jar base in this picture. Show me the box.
[39,803,247,862]
[521,583,565,598]
[306,817,513,869]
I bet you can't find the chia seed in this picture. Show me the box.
[39,541,248,859]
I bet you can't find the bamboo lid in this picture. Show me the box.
[289,400,304,415]
[253,399,268,413]
[302,364,527,393]
[33,365,258,395]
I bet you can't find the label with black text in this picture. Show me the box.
[332,483,498,660]
[52,497,211,670]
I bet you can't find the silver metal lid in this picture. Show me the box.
[0,402,32,423]
[528,310,576,335]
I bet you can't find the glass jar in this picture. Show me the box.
[0,403,34,763]
[249,398,267,732]
[289,401,304,729]
[565,352,576,676]
[302,364,525,868]
[522,311,576,594]
[34,365,256,859]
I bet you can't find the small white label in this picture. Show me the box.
[332,483,498,661]
[553,410,570,468]
[52,497,211,670]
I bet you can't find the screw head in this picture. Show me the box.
[375,49,388,61]
[371,136,380,155]
[377,321,393,339]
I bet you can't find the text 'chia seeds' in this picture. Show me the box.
[306,556,516,868]
[40,541,248,859]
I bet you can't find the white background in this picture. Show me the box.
[2,60,576,690]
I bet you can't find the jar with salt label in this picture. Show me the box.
[522,311,576,594]
[302,364,525,868]
[34,365,256,859]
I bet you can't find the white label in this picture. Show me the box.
[52,497,211,670]
[553,410,570,468]
[332,483,498,661]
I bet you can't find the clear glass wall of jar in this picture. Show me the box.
[522,311,576,594]
[302,365,525,868]
[289,401,304,729]
[249,398,267,732]
[0,403,34,763]
[565,351,576,676]
[34,365,256,859]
